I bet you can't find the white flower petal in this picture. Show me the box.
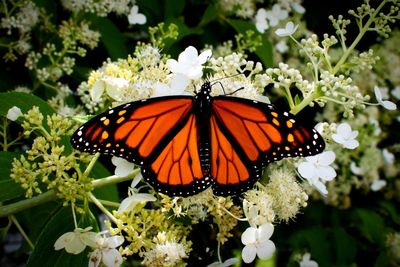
[118,193,156,213]
[370,179,387,191]
[343,139,359,149]
[111,157,135,177]
[314,180,328,195]
[54,232,75,250]
[80,231,98,248]
[102,248,123,267]
[105,236,124,248]
[166,59,179,72]
[292,3,305,14]
[318,151,335,166]
[91,80,105,102]
[6,106,23,121]
[336,123,352,138]
[374,86,382,101]
[130,172,143,188]
[242,244,257,263]
[316,166,336,181]
[331,133,345,145]
[299,253,318,267]
[170,74,189,93]
[89,249,102,267]
[257,223,274,240]
[197,49,212,64]
[298,162,317,179]
[382,149,394,164]
[350,162,363,175]
[381,100,397,110]
[241,227,257,245]
[256,240,275,259]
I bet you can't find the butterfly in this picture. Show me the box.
[71,81,325,197]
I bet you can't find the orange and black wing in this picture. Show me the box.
[210,96,325,196]
[71,97,209,196]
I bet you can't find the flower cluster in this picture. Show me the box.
[10,106,93,210]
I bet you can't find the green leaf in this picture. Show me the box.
[353,209,385,245]
[379,201,400,225]
[92,162,119,202]
[303,227,332,266]
[89,16,128,60]
[0,152,25,202]
[0,92,55,122]
[164,0,185,19]
[332,227,357,265]
[227,19,273,67]
[199,4,218,26]
[26,207,88,267]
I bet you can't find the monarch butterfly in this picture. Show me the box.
[71,81,325,197]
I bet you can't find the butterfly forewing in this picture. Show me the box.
[71,97,194,166]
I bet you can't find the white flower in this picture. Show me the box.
[207,257,238,267]
[265,4,288,26]
[117,173,156,213]
[374,86,397,110]
[90,77,130,102]
[382,149,394,164]
[275,21,298,37]
[166,46,212,80]
[254,8,269,33]
[241,223,275,263]
[291,2,306,14]
[6,106,23,121]
[155,241,187,263]
[111,156,135,177]
[331,122,359,149]
[276,40,288,53]
[127,5,146,25]
[350,162,364,175]
[153,74,189,97]
[89,235,124,267]
[391,86,400,100]
[54,227,97,255]
[298,151,336,195]
[299,253,318,267]
[370,179,387,192]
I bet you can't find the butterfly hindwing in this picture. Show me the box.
[142,114,210,196]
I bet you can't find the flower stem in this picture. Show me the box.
[10,215,34,249]
[290,91,317,115]
[0,171,138,218]
[87,192,119,225]
[332,0,387,74]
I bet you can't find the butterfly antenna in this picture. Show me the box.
[209,73,245,86]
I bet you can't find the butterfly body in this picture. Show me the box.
[71,81,325,197]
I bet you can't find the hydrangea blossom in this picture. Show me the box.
[332,122,359,149]
[89,235,124,267]
[111,156,135,177]
[265,4,288,26]
[254,8,269,33]
[6,106,23,121]
[153,74,189,97]
[276,40,289,53]
[117,173,156,213]
[166,46,212,80]
[275,21,298,37]
[299,253,318,267]
[90,77,130,102]
[374,86,397,110]
[241,223,275,263]
[370,179,387,192]
[54,227,97,255]
[298,151,336,195]
[127,5,146,25]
